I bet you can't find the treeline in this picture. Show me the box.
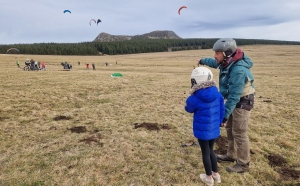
[1,38,300,56]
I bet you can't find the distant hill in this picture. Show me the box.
[93,30,182,42]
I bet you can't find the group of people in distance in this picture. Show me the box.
[16,59,118,71]
[19,58,46,70]
[77,60,118,70]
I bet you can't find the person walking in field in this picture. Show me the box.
[92,63,96,70]
[38,61,41,69]
[30,59,35,70]
[198,38,255,173]
[41,61,46,70]
[185,67,225,185]
[34,60,38,70]
[86,63,89,70]
[16,60,20,68]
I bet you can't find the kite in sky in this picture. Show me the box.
[90,19,96,26]
[178,6,187,15]
[63,10,71,14]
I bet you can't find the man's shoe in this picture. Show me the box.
[226,163,250,173]
[200,174,214,186]
[216,154,236,162]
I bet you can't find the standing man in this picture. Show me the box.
[92,63,96,70]
[30,59,35,70]
[198,38,255,173]
[38,61,41,69]
[34,60,38,70]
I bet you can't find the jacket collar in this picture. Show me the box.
[190,80,217,94]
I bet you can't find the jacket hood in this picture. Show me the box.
[235,53,253,69]
[222,49,253,70]
[190,80,218,103]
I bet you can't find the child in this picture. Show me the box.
[41,61,46,70]
[16,60,20,68]
[185,67,225,186]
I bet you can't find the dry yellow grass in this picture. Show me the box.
[0,45,299,185]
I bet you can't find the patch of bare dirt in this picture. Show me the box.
[161,124,171,130]
[68,126,87,133]
[258,96,273,102]
[278,166,300,181]
[181,140,199,147]
[79,134,103,146]
[267,153,287,167]
[0,116,9,121]
[267,153,300,181]
[54,115,71,121]
[215,135,228,155]
[134,122,159,131]
[91,129,100,133]
[263,100,272,102]
[133,122,171,131]
[49,126,57,130]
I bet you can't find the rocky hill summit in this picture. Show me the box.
[93,30,181,42]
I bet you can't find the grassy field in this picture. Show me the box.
[0,45,299,186]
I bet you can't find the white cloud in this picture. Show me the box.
[1,0,300,44]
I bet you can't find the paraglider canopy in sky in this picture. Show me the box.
[178,6,187,15]
[6,48,20,54]
[90,19,96,26]
[63,10,71,14]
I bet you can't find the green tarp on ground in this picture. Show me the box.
[111,73,123,77]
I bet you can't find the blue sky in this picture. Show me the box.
[1,0,300,44]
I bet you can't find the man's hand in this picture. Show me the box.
[196,59,203,66]
[221,118,227,127]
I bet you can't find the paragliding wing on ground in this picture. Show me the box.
[6,48,20,53]
[178,6,187,15]
[63,10,71,14]
[111,73,123,77]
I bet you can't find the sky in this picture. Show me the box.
[1,0,300,44]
